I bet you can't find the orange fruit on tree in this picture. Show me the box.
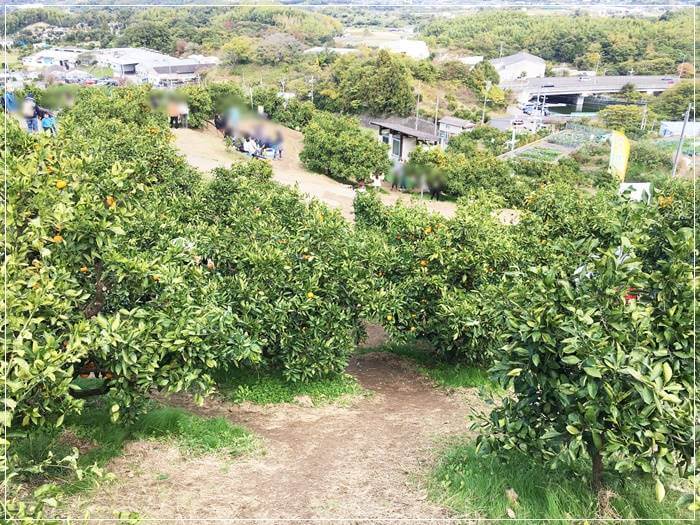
[420,259,428,267]
[658,195,674,208]
[55,179,67,190]
[80,266,88,273]
[105,195,116,208]
[307,291,315,299]
[52,234,64,243]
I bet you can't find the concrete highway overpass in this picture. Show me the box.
[501,75,680,108]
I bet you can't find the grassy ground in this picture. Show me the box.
[431,442,692,523]
[85,65,114,78]
[213,367,364,405]
[13,400,257,494]
[359,343,496,391]
[2,48,21,68]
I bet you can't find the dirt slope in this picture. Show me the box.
[172,123,457,221]
[66,352,485,523]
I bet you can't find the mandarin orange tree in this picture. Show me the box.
[353,190,521,364]
[479,227,694,496]
[355,176,695,496]
[3,85,371,518]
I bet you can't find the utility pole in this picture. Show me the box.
[415,91,420,130]
[499,42,504,58]
[640,104,648,131]
[280,78,286,93]
[541,94,547,118]
[309,75,315,104]
[481,80,492,125]
[510,125,516,152]
[434,95,439,135]
[671,103,693,178]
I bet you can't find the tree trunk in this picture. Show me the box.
[84,260,108,319]
[591,450,604,492]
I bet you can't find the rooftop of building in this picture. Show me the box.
[490,51,545,67]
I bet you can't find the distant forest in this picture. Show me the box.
[420,9,693,74]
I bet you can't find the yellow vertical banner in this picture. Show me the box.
[609,131,630,182]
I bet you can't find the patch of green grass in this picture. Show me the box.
[431,442,692,523]
[360,343,495,391]
[69,403,257,461]
[214,367,363,405]
[12,401,257,495]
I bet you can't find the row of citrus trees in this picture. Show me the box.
[3,85,382,518]
[353,172,695,503]
[5,84,695,517]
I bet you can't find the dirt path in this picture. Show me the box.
[66,352,483,523]
[172,122,457,221]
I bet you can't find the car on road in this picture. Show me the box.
[523,106,550,116]
[96,78,118,87]
[661,77,676,84]
[578,76,591,82]
[542,83,555,88]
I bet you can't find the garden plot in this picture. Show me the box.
[502,124,609,163]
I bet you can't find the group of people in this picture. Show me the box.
[214,110,284,160]
[21,94,57,135]
[355,174,384,193]
[389,160,445,200]
[167,99,190,129]
[237,130,284,160]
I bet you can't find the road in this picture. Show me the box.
[501,75,679,97]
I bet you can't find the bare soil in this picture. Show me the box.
[172,122,457,221]
[65,351,487,523]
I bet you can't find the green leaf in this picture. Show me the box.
[662,362,672,384]
[561,355,580,365]
[587,382,598,399]
[565,425,580,435]
[583,367,602,378]
[507,368,522,377]
[655,479,666,502]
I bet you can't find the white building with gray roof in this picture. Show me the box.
[489,51,546,82]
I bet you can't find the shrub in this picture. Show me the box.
[4,85,373,515]
[206,82,245,115]
[179,84,214,128]
[272,99,317,131]
[221,36,255,67]
[300,112,390,183]
[629,141,673,171]
[598,105,653,139]
[478,230,694,495]
[353,191,520,364]
[255,32,303,65]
